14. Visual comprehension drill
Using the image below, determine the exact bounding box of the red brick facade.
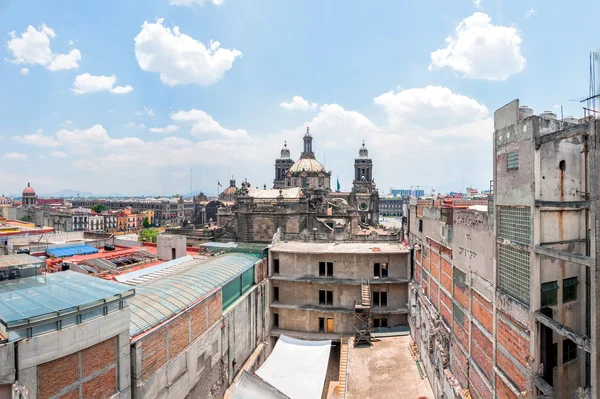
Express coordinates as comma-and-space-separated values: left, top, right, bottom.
472, 291, 493, 333
496, 376, 518, 399
37, 337, 117, 399
169, 313, 191, 358
471, 323, 493, 381
140, 290, 223, 382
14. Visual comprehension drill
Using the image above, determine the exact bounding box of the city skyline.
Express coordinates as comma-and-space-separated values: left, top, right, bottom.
1, 0, 598, 196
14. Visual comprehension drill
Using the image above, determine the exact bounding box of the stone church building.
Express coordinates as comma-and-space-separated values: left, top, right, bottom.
216, 128, 388, 243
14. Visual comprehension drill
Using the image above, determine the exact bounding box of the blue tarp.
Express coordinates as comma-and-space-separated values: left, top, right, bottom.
46, 245, 99, 258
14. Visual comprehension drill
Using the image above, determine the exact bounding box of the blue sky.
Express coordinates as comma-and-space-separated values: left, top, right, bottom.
0, 0, 598, 196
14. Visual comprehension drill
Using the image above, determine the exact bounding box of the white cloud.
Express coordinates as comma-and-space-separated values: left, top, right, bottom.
51, 151, 67, 158
3, 152, 28, 160
6, 24, 81, 71
170, 0, 223, 5
374, 85, 489, 129
58, 120, 74, 127
280, 96, 318, 111
12, 133, 60, 147
429, 12, 526, 80
134, 18, 242, 86
525, 9, 536, 18
134, 107, 155, 117
125, 122, 146, 128
149, 125, 179, 133
35, 128, 43, 134
56, 125, 110, 145
67, 40, 74, 45
20, 68, 29, 75
473, 0, 482, 7
71, 73, 133, 95
171, 109, 250, 140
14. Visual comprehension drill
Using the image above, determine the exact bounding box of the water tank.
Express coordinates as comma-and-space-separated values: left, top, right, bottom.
540, 111, 557, 120
564, 116, 580, 125
519, 106, 533, 120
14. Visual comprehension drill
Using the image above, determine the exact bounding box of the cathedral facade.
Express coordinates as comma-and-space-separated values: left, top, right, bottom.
216, 128, 385, 243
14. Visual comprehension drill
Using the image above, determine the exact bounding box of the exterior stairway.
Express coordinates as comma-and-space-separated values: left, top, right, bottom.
336, 338, 349, 395
354, 279, 372, 346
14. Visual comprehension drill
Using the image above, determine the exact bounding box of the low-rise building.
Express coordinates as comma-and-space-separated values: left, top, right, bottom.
103, 211, 117, 232
268, 241, 410, 341
379, 196, 404, 217
71, 207, 90, 232
88, 213, 104, 232
0, 271, 134, 398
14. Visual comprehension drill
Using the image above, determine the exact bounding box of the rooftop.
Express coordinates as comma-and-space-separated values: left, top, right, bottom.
0, 254, 45, 268
270, 242, 409, 254
129, 252, 258, 338
346, 335, 433, 399
0, 271, 134, 328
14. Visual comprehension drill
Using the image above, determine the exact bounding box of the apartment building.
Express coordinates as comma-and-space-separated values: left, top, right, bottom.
268, 241, 410, 341
406, 100, 600, 398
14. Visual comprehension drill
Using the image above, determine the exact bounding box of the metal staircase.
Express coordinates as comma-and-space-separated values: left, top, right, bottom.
354, 279, 372, 346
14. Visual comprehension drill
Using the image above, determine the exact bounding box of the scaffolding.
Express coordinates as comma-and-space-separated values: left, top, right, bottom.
354, 279, 372, 346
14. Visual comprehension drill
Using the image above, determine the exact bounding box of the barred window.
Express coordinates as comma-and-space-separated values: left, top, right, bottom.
454, 268, 466, 289
563, 277, 579, 303
498, 245, 530, 305
541, 281, 558, 307
507, 151, 519, 170
498, 206, 531, 244
453, 303, 465, 326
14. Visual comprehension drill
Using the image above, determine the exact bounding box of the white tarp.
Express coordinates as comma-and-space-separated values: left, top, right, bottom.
256, 335, 331, 399
228, 370, 290, 399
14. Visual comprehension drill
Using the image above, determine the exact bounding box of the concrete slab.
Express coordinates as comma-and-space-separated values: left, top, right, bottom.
347, 335, 433, 399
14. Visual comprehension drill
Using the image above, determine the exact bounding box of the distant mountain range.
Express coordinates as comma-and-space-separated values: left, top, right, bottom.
5, 189, 218, 199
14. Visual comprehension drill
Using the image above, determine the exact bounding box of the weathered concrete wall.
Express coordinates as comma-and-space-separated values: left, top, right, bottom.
271, 251, 410, 281
453, 209, 495, 284
156, 234, 186, 261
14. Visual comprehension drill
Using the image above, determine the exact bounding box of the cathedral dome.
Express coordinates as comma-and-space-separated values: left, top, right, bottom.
23, 183, 35, 195
288, 158, 325, 174
222, 186, 237, 195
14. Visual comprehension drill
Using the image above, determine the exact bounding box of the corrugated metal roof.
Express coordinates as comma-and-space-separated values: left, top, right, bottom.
47, 245, 99, 258
129, 253, 257, 337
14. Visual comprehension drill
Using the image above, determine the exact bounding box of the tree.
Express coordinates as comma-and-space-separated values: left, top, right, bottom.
91, 204, 108, 213
142, 217, 150, 228
141, 228, 160, 243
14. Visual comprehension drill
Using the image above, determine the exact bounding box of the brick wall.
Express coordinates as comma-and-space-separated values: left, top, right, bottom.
496, 375, 518, 399
497, 318, 529, 368
454, 284, 469, 310
141, 328, 168, 380
440, 290, 452, 325
471, 323, 493, 381
472, 291, 493, 333
469, 366, 492, 399
37, 337, 117, 399
430, 280, 440, 310
450, 343, 469, 388
496, 350, 527, 391
140, 290, 223, 383
169, 313, 191, 358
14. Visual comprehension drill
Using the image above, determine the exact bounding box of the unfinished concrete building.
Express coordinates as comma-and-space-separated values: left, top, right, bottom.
268, 239, 410, 343
406, 100, 600, 398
